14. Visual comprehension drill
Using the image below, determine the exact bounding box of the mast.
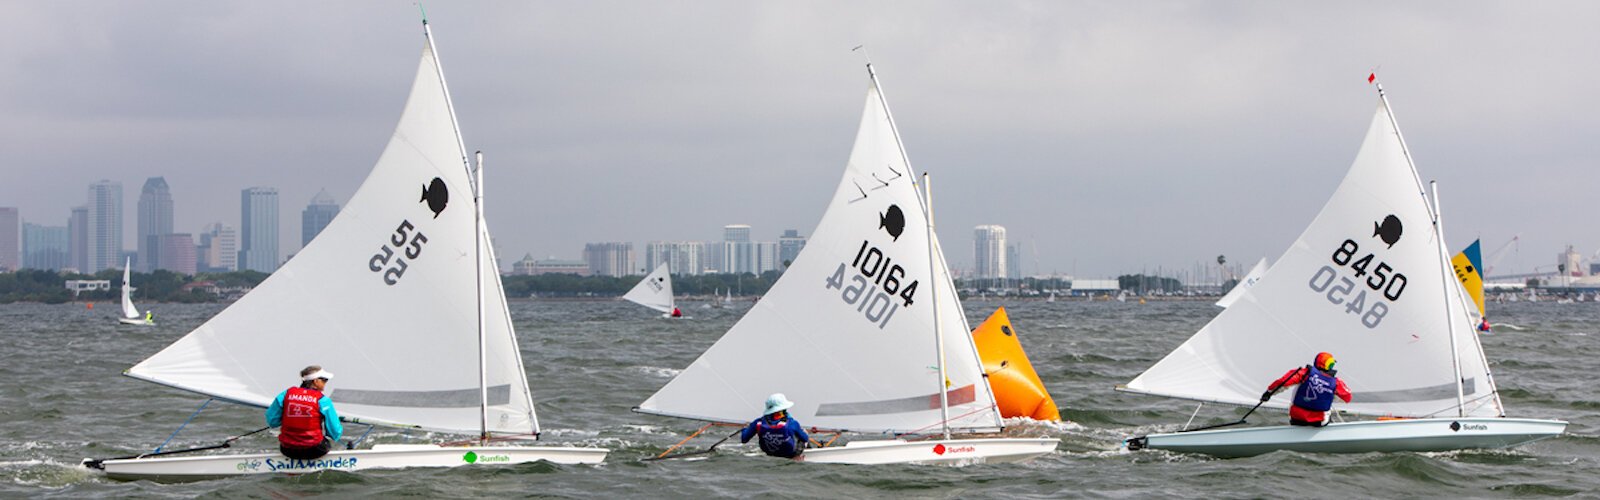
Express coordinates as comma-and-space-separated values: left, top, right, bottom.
420, 16, 488, 441
863, 61, 950, 439
1375, 79, 1467, 417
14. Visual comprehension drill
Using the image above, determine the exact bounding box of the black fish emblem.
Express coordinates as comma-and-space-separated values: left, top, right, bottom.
1372, 214, 1402, 248
420, 177, 449, 218
879, 204, 905, 241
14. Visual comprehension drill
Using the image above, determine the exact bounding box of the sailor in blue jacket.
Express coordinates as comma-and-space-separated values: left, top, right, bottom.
741, 393, 811, 458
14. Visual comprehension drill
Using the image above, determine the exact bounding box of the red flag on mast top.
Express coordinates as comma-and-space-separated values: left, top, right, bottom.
1368, 73, 1376, 84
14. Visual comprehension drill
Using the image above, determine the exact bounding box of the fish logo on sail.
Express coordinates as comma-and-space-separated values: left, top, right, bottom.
420, 177, 449, 218
1372, 215, 1402, 248
879, 205, 905, 241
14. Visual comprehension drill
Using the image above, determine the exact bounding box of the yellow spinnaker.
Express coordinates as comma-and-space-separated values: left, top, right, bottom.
970, 307, 1059, 421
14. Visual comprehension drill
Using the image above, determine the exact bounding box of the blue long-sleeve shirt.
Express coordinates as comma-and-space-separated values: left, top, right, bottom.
741, 415, 810, 458
265, 389, 344, 441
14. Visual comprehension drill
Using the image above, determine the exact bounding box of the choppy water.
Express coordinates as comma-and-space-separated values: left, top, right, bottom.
2, 299, 1595, 498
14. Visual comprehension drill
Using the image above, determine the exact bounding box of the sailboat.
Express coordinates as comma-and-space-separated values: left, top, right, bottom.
1118, 78, 1565, 457
624, 263, 682, 318
634, 62, 1057, 465
1451, 240, 1490, 331
1214, 257, 1270, 308
85, 20, 608, 480
117, 257, 153, 326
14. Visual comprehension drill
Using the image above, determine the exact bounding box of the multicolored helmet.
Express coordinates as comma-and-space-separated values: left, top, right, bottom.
1314, 352, 1336, 372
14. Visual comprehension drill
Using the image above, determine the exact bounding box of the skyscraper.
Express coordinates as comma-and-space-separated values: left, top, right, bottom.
973, 225, 1007, 282
1006, 243, 1023, 281
721, 224, 754, 274
69, 205, 88, 272
22, 223, 69, 270
0, 207, 17, 271
777, 229, 807, 269
137, 177, 174, 272
87, 180, 123, 273
583, 242, 635, 278
197, 222, 238, 272
156, 233, 197, 275
644, 241, 706, 276
301, 188, 340, 248
239, 187, 280, 273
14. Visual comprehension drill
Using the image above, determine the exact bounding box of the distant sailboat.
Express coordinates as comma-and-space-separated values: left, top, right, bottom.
624, 263, 682, 318
86, 19, 607, 479
1451, 240, 1490, 331
117, 257, 153, 326
1120, 78, 1564, 457
635, 62, 1056, 465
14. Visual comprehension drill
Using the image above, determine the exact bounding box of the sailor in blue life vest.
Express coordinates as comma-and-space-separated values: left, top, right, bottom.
1262, 352, 1352, 427
266, 365, 344, 459
740, 393, 812, 458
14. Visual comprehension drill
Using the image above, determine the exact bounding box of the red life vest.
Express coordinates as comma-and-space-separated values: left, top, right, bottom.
280, 387, 326, 448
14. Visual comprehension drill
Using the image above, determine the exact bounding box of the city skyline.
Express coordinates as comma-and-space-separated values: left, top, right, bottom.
0, 3, 1595, 278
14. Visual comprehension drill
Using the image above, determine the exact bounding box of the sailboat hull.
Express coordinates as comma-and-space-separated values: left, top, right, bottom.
117, 317, 153, 326
797, 437, 1056, 465
94, 444, 608, 481
1130, 417, 1566, 458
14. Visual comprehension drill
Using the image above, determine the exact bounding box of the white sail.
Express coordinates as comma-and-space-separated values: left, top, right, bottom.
1124, 100, 1502, 419
623, 263, 675, 314
126, 39, 537, 436
120, 257, 140, 320
1215, 258, 1270, 308
638, 77, 1002, 434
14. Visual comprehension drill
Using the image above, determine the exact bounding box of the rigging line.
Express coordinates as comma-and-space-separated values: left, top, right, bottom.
154, 398, 213, 453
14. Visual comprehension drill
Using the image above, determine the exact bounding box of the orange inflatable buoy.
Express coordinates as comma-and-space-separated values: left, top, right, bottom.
970, 307, 1059, 421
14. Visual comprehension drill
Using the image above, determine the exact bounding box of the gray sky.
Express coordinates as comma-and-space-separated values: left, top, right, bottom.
1, 1, 1595, 279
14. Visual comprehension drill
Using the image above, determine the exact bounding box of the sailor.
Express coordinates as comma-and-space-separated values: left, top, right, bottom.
1261, 352, 1351, 427
144, 310, 153, 324
740, 393, 811, 458
266, 365, 344, 459
671, 307, 683, 318
1478, 316, 1492, 333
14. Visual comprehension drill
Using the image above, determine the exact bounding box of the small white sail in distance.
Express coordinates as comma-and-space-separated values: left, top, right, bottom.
126, 38, 538, 436
637, 75, 1002, 434
1123, 98, 1501, 419
1215, 257, 1270, 308
624, 263, 676, 314
120, 257, 141, 320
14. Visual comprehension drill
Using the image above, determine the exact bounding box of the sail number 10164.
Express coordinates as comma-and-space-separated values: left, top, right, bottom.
825, 240, 920, 329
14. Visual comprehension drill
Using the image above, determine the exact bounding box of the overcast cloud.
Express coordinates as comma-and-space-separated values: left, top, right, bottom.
1, 1, 1595, 278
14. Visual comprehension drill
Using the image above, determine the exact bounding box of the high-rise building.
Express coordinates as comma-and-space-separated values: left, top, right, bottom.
136, 177, 174, 272
87, 180, 124, 273
583, 242, 635, 278
155, 233, 197, 275
973, 225, 1007, 282
0, 207, 17, 271
197, 222, 238, 272
301, 188, 340, 248
720, 224, 754, 274
239, 187, 280, 273
753, 241, 780, 274
777, 229, 807, 269
644, 241, 706, 276
22, 223, 69, 270
69, 205, 88, 273
1006, 243, 1023, 281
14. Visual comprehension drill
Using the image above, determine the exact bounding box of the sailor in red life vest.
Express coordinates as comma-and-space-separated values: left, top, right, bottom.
1478, 316, 1492, 333
1261, 352, 1352, 427
671, 307, 683, 318
265, 365, 344, 459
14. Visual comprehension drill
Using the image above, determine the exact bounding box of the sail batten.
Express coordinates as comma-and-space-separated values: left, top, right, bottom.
127, 39, 537, 436
638, 76, 1000, 434
1125, 99, 1501, 419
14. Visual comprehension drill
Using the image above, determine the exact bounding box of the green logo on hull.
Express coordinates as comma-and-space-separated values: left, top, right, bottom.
463, 451, 478, 463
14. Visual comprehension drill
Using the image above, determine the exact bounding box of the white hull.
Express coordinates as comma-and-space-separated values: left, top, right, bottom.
118, 317, 153, 326
797, 437, 1056, 465
1129, 417, 1566, 458
96, 444, 608, 481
